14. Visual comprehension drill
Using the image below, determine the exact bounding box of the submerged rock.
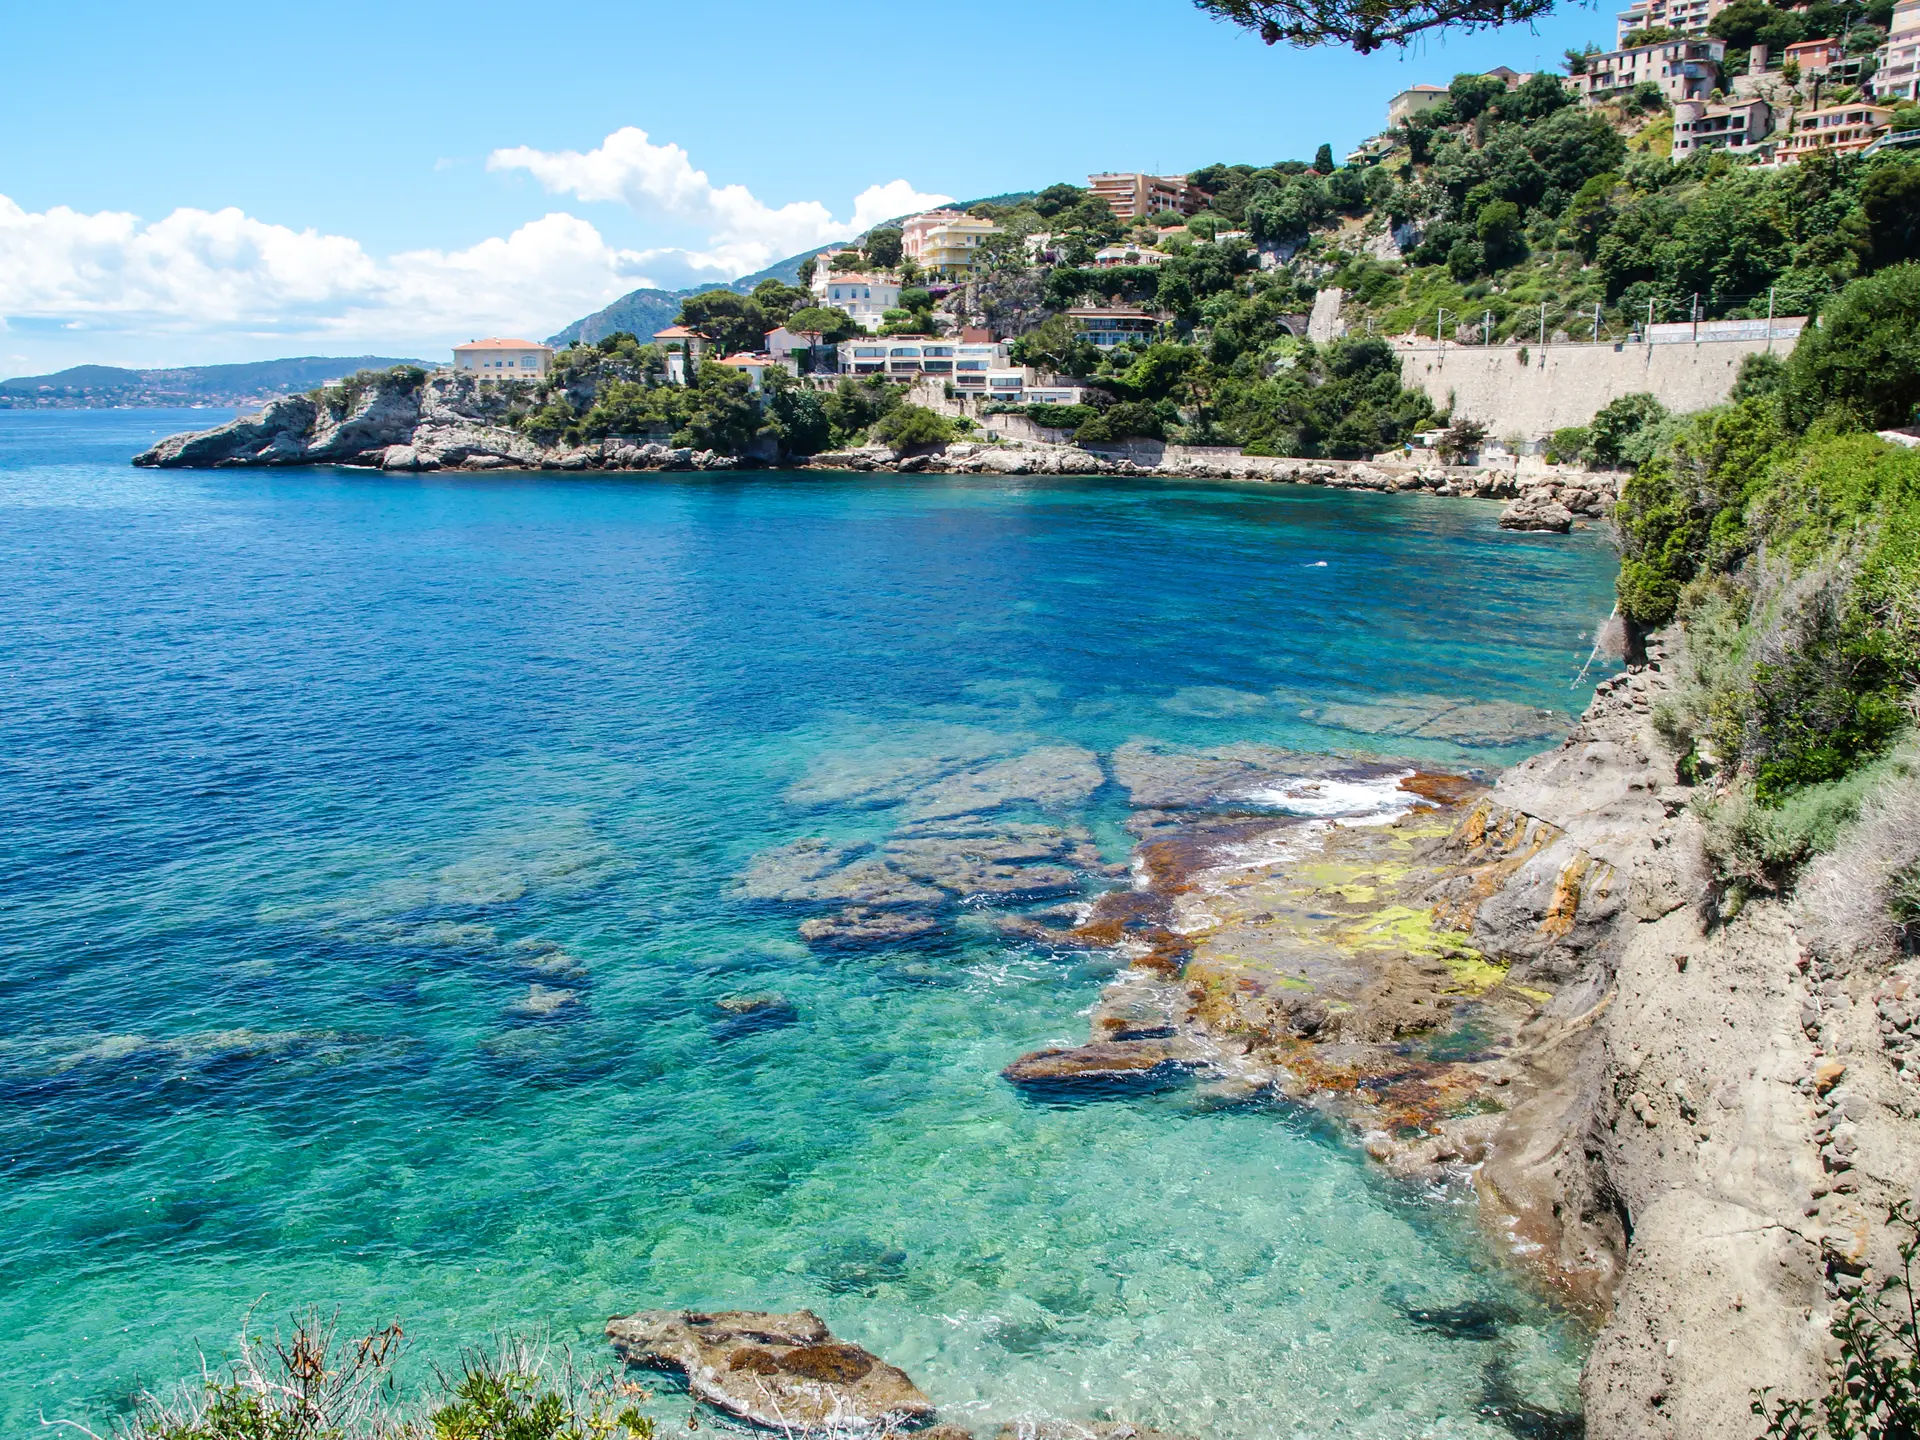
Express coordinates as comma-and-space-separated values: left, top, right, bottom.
605, 1308, 934, 1431
995, 1424, 1194, 1440
798, 907, 940, 946
904, 746, 1103, 820
1108, 740, 1354, 810
1297, 695, 1572, 747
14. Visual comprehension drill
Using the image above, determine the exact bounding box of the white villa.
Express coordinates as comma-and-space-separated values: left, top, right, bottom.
453, 337, 553, 379
813, 272, 901, 332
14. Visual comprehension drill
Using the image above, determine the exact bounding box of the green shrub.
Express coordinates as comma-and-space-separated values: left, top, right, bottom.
871, 403, 955, 450
1545, 425, 1591, 465
1024, 402, 1097, 431
1785, 264, 1920, 432
1753, 1201, 1920, 1438
82, 1313, 656, 1440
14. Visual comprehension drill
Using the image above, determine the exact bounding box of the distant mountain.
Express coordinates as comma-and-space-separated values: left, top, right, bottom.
0, 356, 430, 409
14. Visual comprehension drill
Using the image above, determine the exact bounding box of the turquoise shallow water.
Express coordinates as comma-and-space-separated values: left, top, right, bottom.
0, 410, 1619, 1438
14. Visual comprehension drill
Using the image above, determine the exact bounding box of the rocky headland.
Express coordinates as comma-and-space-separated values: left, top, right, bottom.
130, 370, 1613, 533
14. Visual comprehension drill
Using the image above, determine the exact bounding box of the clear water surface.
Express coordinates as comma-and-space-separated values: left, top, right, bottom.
0, 410, 1620, 1438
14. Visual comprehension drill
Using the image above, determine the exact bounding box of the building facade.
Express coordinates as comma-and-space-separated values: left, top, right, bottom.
1086, 173, 1204, 221
1068, 307, 1159, 348
1784, 37, 1846, 75
1671, 96, 1774, 155
900, 211, 1001, 276
1387, 84, 1450, 127
453, 338, 553, 380
1613, 0, 1727, 45
1873, 0, 1920, 102
815, 273, 901, 331
834, 338, 1009, 383
1577, 38, 1724, 104
1775, 103, 1895, 159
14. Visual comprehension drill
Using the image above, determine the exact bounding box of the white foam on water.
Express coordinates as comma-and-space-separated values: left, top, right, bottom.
1241, 769, 1417, 822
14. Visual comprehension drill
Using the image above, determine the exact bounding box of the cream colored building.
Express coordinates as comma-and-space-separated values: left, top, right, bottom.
453, 338, 553, 380
1614, 0, 1727, 44
900, 211, 1001, 276
1776, 103, 1895, 159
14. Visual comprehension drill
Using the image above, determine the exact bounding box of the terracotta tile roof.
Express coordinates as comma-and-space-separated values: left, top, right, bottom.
454, 337, 551, 351
653, 325, 708, 339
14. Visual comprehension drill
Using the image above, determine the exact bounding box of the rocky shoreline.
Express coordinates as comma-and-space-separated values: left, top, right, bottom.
705, 644, 1920, 1438
130, 371, 1615, 534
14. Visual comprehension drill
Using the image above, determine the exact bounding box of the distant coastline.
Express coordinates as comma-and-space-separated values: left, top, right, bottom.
0, 355, 430, 410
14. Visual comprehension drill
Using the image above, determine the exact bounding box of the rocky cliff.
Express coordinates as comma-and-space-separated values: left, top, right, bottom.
1453, 637, 1920, 1438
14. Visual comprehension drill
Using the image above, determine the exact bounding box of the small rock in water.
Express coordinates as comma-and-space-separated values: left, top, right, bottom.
605, 1308, 934, 1432
709, 993, 798, 1039
1002, 1039, 1207, 1097
904, 746, 1103, 820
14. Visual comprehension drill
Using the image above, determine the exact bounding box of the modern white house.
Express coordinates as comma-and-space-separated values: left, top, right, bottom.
453, 338, 553, 380
815, 273, 901, 331
835, 338, 1009, 382
1069, 307, 1159, 348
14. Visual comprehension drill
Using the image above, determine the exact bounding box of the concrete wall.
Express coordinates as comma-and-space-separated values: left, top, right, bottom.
1399, 334, 1796, 436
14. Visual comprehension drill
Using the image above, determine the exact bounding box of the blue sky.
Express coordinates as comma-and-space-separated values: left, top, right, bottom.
0, 0, 1612, 374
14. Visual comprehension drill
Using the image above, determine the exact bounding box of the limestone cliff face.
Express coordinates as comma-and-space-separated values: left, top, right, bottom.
131, 371, 735, 474
1450, 634, 1920, 1439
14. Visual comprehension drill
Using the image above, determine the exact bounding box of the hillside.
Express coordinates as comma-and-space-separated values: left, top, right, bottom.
0, 356, 430, 409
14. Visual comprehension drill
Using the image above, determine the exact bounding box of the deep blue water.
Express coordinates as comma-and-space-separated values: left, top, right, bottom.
0, 409, 1620, 1438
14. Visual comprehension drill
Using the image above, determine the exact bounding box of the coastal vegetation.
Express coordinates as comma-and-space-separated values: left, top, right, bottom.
1607, 263, 1920, 902
76, 1312, 655, 1440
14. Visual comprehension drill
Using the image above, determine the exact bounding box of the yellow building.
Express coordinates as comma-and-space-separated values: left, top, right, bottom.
453, 337, 553, 380
900, 210, 1001, 276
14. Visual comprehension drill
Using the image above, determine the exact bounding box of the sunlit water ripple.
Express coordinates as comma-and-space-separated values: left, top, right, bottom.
0, 409, 1620, 1438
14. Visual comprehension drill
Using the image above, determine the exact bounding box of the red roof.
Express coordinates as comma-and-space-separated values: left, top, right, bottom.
454, 337, 550, 351
653, 325, 708, 340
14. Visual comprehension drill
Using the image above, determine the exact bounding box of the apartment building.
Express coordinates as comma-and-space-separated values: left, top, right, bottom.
1873, 0, 1920, 102
900, 211, 1001, 276
1087, 173, 1204, 221
1775, 103, 1896, 159
1614, 0, 1727, 44
453, 338, 553, 380
1577, 37, 1724, 104
1671, 96, 1775, 155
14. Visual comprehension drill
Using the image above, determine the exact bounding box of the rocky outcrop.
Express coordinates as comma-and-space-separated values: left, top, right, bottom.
1498, 487, 1576, 533
130, 379, 1622, 522
605, 1309, 934, 1432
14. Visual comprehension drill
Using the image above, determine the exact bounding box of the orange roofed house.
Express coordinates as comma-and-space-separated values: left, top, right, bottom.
453, 338, 553, 380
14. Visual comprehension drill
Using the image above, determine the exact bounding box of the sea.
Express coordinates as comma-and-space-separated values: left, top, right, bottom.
0, 409, 1621, 1438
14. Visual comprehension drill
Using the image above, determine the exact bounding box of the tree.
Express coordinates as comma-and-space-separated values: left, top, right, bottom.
751, 278, 811, 320
872, 403, 956, 451
673, 361, 766, 454
797, 256, 818, 288
864, 227, 905, 268
1619, 24, 1680, 44
1588, 392, 1670, 467
1855, 162, 1920, 271
1564, 44, 1598, 73
677, 290, 773, 357
1785, 263, 1920, 431
1192, 0, 1556, 52
765, 377, 832, 456
1312, 143, 1335, 173
1448, 71, 1510, 120
1477, 199, 1527, 268
783, 306, 864, 343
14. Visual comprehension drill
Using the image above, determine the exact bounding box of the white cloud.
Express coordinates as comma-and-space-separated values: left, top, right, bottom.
0, 127, 953, 371
488, 127, 950, 279
0, 195, 652, 362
